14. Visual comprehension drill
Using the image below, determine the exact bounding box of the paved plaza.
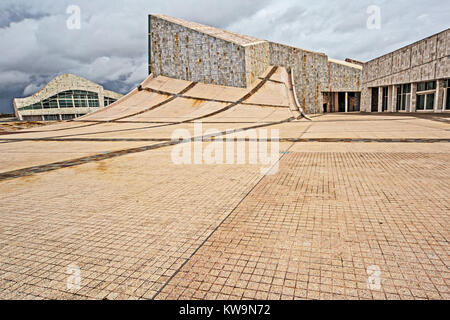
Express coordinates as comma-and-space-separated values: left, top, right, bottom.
0, 70, 449, 300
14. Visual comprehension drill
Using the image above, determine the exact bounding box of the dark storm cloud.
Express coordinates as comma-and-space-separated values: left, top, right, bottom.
0, 7, 50, 28
0, 0, 449, 114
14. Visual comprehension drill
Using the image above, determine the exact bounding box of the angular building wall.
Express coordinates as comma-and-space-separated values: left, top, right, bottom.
267, 42, 329, 114
149, 14, 362, 114
361, 29, 449, 113
149, 15, 270, 88
328, 59, 362, 92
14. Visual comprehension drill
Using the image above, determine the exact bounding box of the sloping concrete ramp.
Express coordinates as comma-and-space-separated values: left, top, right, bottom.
79, 66, 303, 124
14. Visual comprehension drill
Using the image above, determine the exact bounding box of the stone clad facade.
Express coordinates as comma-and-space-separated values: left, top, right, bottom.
149, 15, 267, 88
149, 14, 362, 114
267, 42, 328, 114
361, 29, 450, 113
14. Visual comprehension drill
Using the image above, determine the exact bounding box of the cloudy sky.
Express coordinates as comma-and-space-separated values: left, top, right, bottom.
0, 0, 449, 114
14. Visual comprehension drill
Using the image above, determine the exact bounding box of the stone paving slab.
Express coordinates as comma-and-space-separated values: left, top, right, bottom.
156, 148, 450, 300
0, 145, 286, 299
0, 113, 448, 300
0, 141, 155, 173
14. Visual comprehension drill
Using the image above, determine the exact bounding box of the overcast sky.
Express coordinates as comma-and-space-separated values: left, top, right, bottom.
0, 0, 449, 114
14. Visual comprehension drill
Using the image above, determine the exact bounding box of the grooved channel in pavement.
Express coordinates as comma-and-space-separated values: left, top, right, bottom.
179, 66, 280, 123
0, 117, 294, 182
1, 138, 449, 143
140, 86, 289, 108
113, 82, 199, 121
0, 66, 284, 143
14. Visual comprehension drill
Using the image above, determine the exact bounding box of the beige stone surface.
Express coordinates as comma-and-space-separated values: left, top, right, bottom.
143, 75, 193, 94
0, 73, 449, 300
0, 141, 156, 173
245, 81, 290, 107
157, 147, 449, 300
126, 99, 229, 122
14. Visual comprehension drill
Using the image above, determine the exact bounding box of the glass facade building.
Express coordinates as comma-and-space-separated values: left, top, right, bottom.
14, 74, 122, 121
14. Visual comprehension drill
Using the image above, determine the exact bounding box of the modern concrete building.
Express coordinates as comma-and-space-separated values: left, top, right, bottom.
148, 14, 362, 114
14, 74, 123, 121
361, 29, 450, 113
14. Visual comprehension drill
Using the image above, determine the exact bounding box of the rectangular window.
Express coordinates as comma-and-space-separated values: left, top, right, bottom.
417, 95, 425, 110
61, 114, 76, 120
58, 99, 74, 108
88, 99, 99, 107
405, 83, 411, 93
42, 100, 50, 109
416, 93, 434, 110
443, 78, 449, 110
396, 86, 402, 111
396, 84, 411, 111
446, 88, 450, 110
425, 93, 435, 110
417, 81, 436, 92
382, 87, 388, 111
42, 98, 58, 109
104, 97, 117, 106
49, 100, 58, 108
32, 102, 42, 110
73, 92, 85, 99
43, 115, 59, 121
426, 81, 436, 91
73, 99, 88, 107
87, 92, 98, 99
416, 81, 437, 111
58, 91, 72, 99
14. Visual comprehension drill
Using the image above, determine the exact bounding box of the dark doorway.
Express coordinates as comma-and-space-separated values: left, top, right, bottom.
371, 88, 378, 112
347, 92, 360, 112
338, 92, 346, 112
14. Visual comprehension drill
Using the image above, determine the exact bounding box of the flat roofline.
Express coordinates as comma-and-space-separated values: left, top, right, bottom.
365, 28, 450, 64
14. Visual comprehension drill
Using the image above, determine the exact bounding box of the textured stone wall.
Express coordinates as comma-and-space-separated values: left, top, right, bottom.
361, 29, 450, 112
328, 61, 362, 92
361, 87, 371, 113
267, 42, 329, 114
244, 41, 270, 86
149, 15, 362, 114
268, 42, 362, 113
150, 15, 248, 87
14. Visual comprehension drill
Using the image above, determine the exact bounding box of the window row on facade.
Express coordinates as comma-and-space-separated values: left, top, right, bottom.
372, 79, 449, 112
18, 90, 117, 111
22, 114, 87, 121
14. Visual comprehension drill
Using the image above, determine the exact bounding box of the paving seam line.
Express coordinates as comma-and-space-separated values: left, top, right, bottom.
151, 122, 313, 300
0, 117, 295, 182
